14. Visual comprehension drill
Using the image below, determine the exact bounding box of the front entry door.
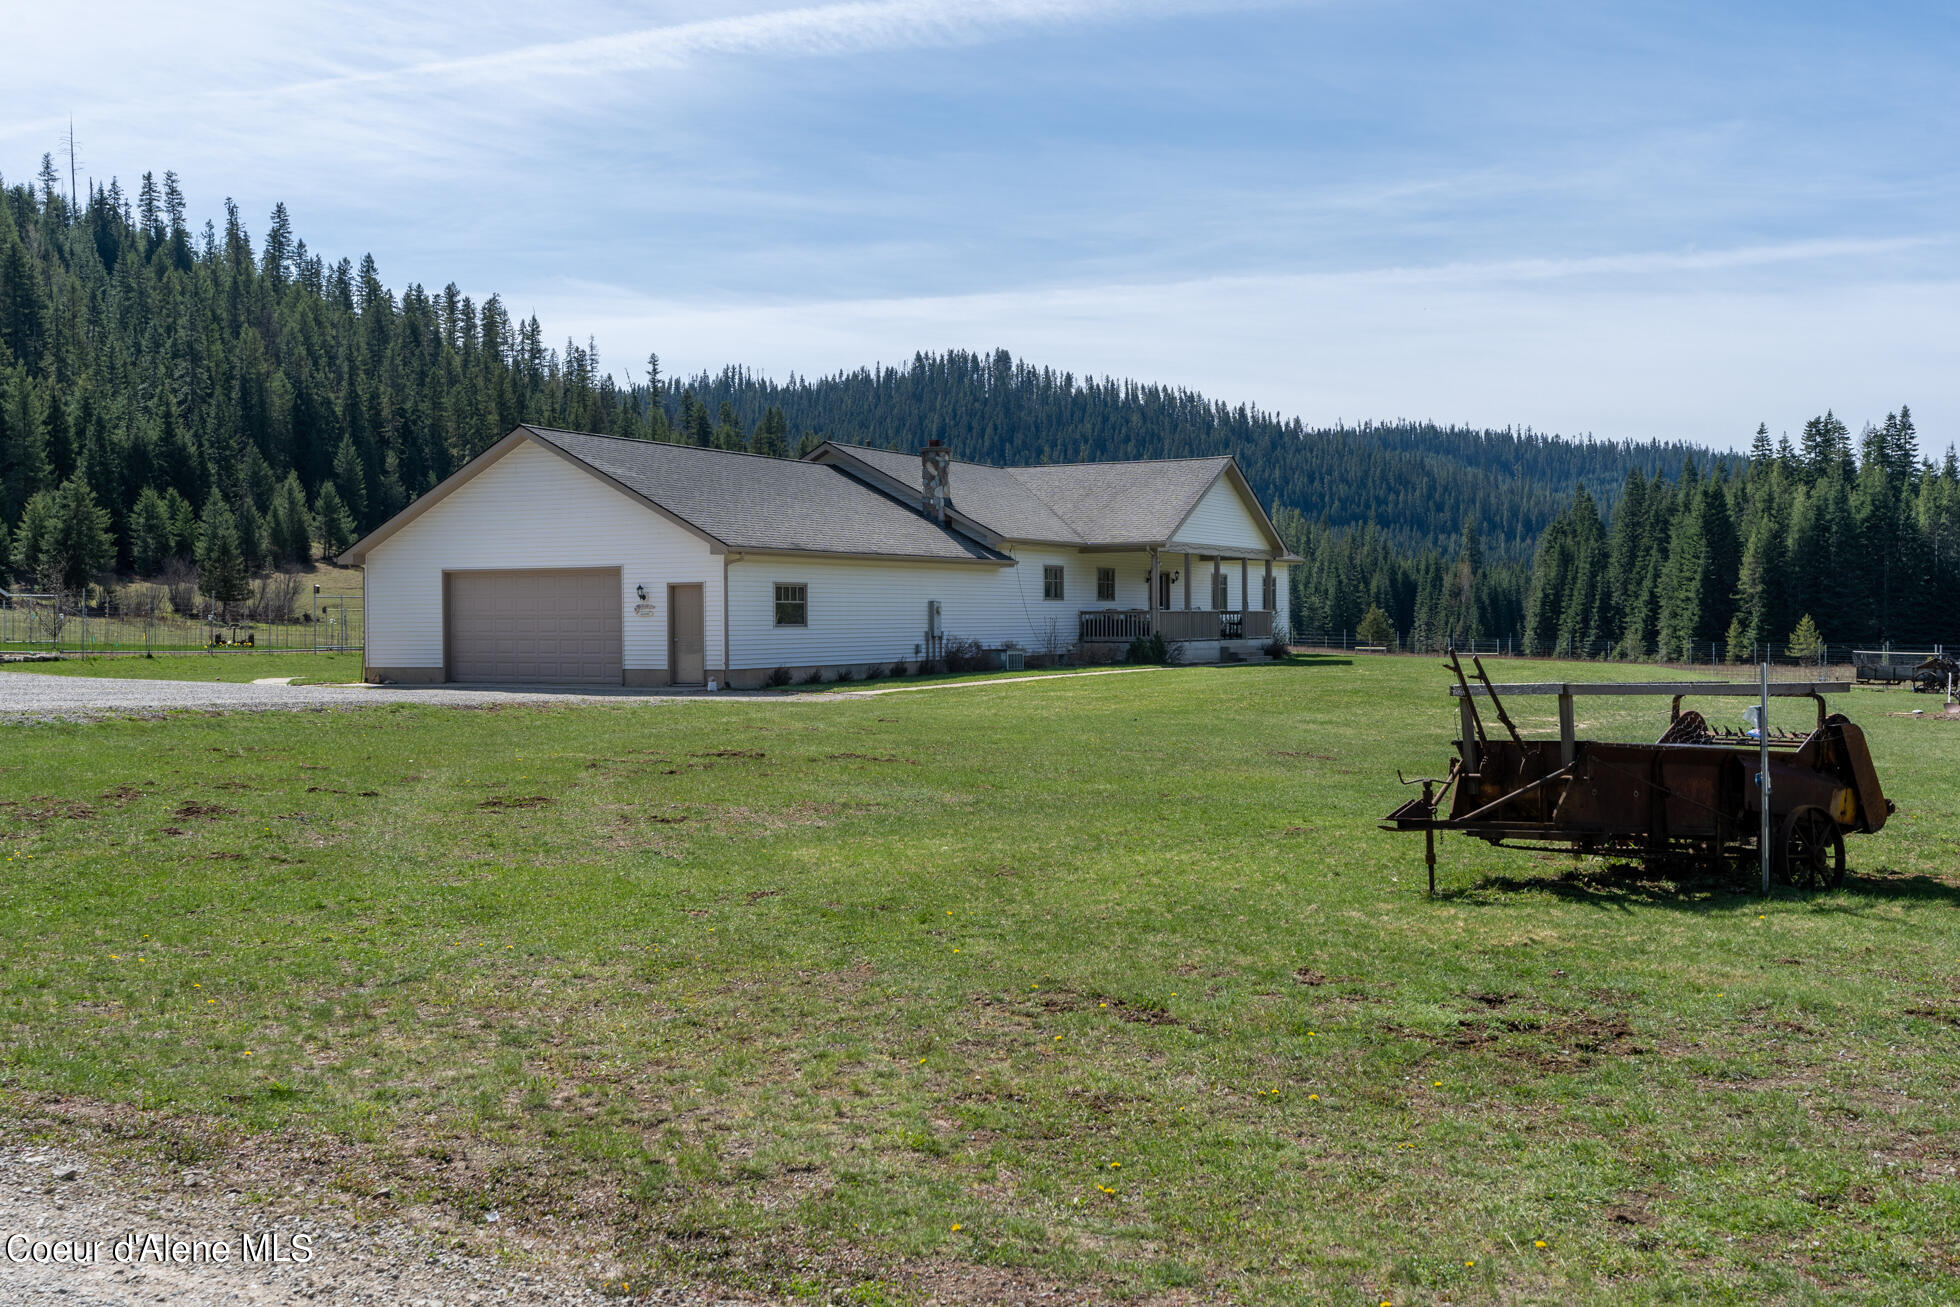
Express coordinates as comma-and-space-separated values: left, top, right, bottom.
1159, 572, 1174, 610
668, 584, 705, 685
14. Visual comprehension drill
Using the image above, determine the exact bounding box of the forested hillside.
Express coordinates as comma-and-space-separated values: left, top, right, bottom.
1, 164, 1948, 651
676, 359, 1718, 558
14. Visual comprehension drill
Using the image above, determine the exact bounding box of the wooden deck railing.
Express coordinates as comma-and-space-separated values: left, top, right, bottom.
1079, 609, 1275, 643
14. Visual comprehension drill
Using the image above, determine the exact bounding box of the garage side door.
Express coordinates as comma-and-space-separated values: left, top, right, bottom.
444, 569, 623, 684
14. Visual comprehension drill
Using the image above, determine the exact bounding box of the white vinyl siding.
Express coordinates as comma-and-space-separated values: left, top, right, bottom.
726, 547, 1160, 668
1167, 476, 1274, 554
364, 439, 723, 674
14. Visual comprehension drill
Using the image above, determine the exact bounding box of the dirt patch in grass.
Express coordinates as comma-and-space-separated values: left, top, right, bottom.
477, 795, 554, 811
1394, 1005, 1648, 1071
2, 796, 98, 821
172, 801, 236, 820
97, 783, 149, 805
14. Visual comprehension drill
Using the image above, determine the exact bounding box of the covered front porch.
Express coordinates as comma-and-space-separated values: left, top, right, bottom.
1076, 547, 1283, 651
1079, 607, 1275, 643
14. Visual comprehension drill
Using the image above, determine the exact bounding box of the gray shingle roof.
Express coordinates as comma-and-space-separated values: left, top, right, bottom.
521, 427, 1007, 562
822, 444, 1237, 546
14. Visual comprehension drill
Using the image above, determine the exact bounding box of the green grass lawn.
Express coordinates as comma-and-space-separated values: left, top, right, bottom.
0, 651, 363, 683
0, 657, 1954, 1304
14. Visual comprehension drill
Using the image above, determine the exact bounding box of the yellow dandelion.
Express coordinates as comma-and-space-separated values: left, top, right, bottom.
243, 1051, 253, 1056
951, 1223, 962, 1232
1309, 1093, 1319, 1101
1433, 1081, 1443, 1087
1109, 1162, 1121, 1169
919, 1057, 928, 1064
1534, 1240, 1547, 1248
1464, 1259, 1475, 1267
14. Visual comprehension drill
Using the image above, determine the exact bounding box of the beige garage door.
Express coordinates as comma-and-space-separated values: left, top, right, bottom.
444, 569, 623, 684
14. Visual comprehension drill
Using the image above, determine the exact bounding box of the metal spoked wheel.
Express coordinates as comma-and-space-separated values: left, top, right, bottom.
1776, 806, 1846, 891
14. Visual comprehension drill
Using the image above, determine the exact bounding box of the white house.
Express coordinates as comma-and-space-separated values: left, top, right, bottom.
339, 425, 1298, 688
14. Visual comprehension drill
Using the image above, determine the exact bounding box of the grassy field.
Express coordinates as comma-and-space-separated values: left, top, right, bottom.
0, 651, 363, 683
0, 657, 1954, 1304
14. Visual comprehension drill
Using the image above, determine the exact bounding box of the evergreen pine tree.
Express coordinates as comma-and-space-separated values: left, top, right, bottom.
196, 494, 250, 614
164, 490, 198, 560
269, 472, 314, 564
331, 434, 368, 527
315, 481, 355, 557
750, 406, 790, 458
39, 477, 116, 593
1749, 423, 1773, 465
9, 492, 54, 585
1356, 605, 1396, 648
130, 486, 173, 575
235, 497, 270, 573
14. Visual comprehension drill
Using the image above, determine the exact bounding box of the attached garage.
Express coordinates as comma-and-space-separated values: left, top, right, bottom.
443, 569, 623, 684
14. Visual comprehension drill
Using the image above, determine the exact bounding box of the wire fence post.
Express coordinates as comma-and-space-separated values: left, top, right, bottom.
1759, 660, 1773, 896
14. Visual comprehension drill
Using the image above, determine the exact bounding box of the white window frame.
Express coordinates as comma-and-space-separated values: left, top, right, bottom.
1096, 567, 1116, 602
1042, 565, 1065, 601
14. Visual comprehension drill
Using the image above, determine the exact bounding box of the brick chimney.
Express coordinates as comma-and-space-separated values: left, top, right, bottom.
921, 439, 951, 524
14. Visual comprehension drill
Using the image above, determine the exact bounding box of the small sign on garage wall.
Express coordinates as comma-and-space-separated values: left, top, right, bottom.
633, 602, 656, 616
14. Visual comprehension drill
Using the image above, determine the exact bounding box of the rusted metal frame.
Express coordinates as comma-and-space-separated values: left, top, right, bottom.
1472, 655, 1527, 747
1452, 761, 1576, 825
1445, 651, 1490, 751
1582, 753, 1737, 826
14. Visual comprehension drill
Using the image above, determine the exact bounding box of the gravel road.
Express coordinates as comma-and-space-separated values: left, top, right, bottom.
0, 1145, 765, 1306
0, 673, 731, 723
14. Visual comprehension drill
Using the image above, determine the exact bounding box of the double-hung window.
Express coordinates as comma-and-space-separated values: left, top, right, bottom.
1096, 567, 1116, 602
774, 583, 807, 626
1042, 565, 1065, 600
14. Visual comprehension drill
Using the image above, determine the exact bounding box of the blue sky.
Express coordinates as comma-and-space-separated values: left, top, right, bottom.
6, 1, 1957, 448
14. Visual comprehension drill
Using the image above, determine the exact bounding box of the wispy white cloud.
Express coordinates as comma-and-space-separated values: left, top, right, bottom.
286, 0, 1216, 91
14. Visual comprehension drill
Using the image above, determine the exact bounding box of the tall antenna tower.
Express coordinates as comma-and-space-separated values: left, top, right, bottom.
60, 119, 80, 210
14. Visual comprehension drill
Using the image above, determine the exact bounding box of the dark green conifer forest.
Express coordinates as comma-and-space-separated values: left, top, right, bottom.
0, 164, 1952, 651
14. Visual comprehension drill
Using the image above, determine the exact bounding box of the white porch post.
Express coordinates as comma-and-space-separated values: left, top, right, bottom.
1183, 553, 1191, 610
1211, 555, 1221, 610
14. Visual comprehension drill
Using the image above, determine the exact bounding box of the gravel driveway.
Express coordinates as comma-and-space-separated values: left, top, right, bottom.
0, 1145, 755, 1305
0, 673, 737, 723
